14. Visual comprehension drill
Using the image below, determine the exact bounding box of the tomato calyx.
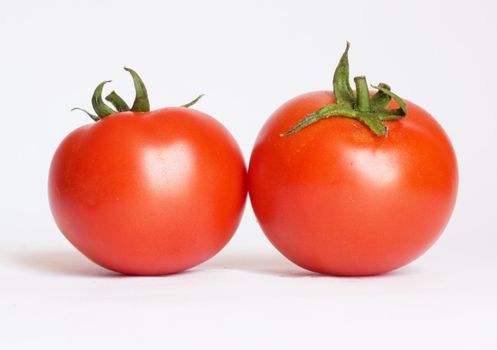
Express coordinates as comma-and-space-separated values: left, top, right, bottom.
281, 42, 407, 137
72, 67, 203, 121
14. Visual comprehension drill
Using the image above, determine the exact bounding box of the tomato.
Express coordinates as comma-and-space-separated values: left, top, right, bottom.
49, 68, 246, 275
248, 45, 458, 276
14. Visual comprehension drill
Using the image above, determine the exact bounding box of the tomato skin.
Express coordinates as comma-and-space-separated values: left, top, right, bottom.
49, 107, 246, 275
248, 91, 458, 276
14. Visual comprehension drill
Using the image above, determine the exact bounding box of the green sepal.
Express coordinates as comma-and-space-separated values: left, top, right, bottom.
370, 83, 392, 111
91, 81, 116, 118
105, 91, 130, 112
181, 94, 204, 108
355, 111, 388, 136
71, 107, 100, 121
124, 67, 150, 112
333, 42, 355, 107
281, 104, 387, 137
74, 68, 153, 122
282, 43, 407, 137
371, 84, 407, 118
281, 104, 351, 136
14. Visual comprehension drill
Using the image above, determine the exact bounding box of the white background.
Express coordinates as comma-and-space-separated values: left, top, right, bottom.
1, 0, 496, 349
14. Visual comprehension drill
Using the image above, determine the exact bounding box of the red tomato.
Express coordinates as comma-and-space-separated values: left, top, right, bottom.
49, 70, 246, 275
249, 92, 457, 276
248, 46, 458, 276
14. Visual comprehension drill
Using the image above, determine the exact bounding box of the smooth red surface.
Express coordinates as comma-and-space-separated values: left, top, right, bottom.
248, 91, 458, 276
49, 107, 247, 275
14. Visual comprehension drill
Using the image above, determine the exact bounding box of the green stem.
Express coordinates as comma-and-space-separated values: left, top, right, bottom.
282, 43, 407, 137
74, 68, 155, 121
354, 76, 370, 112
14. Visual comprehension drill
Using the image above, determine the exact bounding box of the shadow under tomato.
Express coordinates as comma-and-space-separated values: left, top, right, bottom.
14, 250, 121, 278
13, 248, 418, 279
13, 250, 198, 279
202, 251, 315, 277
203, 251, 419, 279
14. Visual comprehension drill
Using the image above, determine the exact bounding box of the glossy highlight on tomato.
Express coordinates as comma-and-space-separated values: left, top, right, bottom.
49, 69, 246, 275
248, 45, 458, 276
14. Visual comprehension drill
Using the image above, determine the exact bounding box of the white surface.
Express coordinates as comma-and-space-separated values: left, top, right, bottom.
1, 247, 496, 349
1, 0, 496, 349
